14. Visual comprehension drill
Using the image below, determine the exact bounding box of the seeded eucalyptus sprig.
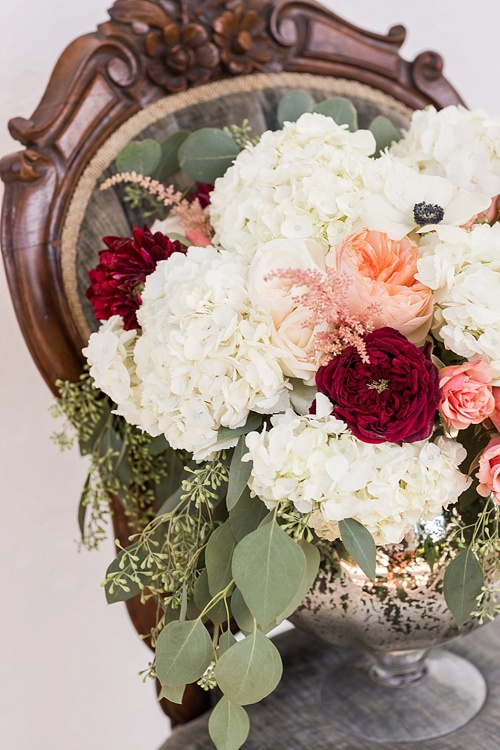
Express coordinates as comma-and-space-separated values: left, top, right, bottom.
51, 370, 187, 550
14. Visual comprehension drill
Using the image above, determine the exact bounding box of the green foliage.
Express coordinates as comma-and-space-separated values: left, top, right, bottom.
275, 538, 320, 621
206, 521, 237, 597
217, 412, 263, 443
229, 488, 269, 542
215, 627, 283, 705
154, 130, 190, 181
312, 97, 358, 131
232, 520, 307, 626
51, 371, 185, 551
223, 120, 259, 150
209, 698, 250, 750
156, 619, 214, 686
116, 139, 162, 176
444, 548, 484, 627
277, 89, 315, 126
218, 630, 237, 655
339, 517, 377, 579
159, 683, 186, 704
179, 128, 239, 183
181, 456, 230, 509
369, 115, 401, 156
226, 436, 253, 511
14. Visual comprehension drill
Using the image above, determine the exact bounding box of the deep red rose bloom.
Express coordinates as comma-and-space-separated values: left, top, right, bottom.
315, 326, 440, 444
187, 182, 214, 209
86, 225, 184, 330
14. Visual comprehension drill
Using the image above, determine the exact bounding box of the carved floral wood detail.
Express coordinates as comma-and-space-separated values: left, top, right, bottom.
0, 0, 465, 726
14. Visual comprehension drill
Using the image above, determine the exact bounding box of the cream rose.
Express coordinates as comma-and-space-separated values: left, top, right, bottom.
331, 229, 433, 344
248, 238, 327, 384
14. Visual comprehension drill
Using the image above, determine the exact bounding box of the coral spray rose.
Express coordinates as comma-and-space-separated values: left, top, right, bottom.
333, 229, 433, 344
477, 436, 500, 503
438, 359, 495, 431
315, 327, 440, 443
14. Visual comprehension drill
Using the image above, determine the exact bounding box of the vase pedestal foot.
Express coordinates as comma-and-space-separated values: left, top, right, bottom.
320, 648, 487, 743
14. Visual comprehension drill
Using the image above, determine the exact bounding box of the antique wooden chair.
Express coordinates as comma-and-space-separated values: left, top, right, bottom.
0, 0, 465, 742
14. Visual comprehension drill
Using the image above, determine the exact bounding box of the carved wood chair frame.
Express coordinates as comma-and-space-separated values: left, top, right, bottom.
1, 0, 464, 727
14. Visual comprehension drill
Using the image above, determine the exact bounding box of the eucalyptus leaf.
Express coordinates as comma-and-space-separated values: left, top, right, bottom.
444, 549, 484, 627
218, 630, 237, 655
217, 413, 263, 442
226, 436, 253, 512
229, 487, 269, 542
215, 628, 283, 705
276, 538, 320, 622
77, 475, 90, 540
179, 128, 239, 183
193, 569, 230, 626
156, 619, 214, 686
209, 697, 250, 750
339, 518, 376, 579
160, 683, 186, 704
154, 450, 185, 508
165, 232, 190, 245
116, 139, 162, 176
277, 89, 315, 126
369, 115, 401, 156
232, 521, 307, 626
206, 521, 237, 596
231, 588, 254, 634
313, 97, 358, 131
154, 129, 190, 181
155, 486, 186, 518
148, 434, 170, 456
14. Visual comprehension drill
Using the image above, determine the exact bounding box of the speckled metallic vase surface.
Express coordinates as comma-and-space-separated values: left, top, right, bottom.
289, 514, 495, 743
290, 515, 487, 653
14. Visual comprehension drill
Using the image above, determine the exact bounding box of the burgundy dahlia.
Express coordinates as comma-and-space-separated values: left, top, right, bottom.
315, 327, 440, 444
86, 225, 184, 330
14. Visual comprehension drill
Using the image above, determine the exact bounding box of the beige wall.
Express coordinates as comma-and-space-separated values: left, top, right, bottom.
1, 2, 499, 748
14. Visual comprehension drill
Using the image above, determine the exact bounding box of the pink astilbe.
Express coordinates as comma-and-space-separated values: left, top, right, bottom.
100, 172, 183, 206
266, 267, 381, 364
100, 172, 213, 242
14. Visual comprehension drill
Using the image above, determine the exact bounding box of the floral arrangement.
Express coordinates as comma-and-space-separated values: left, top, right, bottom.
54, 93, 500, 750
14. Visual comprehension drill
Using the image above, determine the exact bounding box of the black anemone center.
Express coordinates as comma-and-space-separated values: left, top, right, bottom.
413, 201, 445, 225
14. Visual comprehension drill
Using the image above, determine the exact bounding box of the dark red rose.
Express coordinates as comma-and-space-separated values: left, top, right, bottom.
187, 182, 214, 209
315, 327, 440, 444
86, 225, 184, 330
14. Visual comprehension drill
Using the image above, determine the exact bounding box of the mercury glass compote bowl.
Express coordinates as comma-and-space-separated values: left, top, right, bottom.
289, 512, 495, 743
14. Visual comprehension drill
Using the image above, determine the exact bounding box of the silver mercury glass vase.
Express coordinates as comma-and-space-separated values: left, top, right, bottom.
289, 512, 496, 743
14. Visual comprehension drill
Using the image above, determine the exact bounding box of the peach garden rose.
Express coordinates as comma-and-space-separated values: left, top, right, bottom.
331, 228, 433, 344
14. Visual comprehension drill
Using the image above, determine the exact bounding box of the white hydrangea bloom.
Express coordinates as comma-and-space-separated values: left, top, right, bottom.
83, 316, 160, 433
391, 105, 500, 197
134, 246, 290, 460
416, 223, 500, 382
245, 412, 470, 545
209, 112, 376, 258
